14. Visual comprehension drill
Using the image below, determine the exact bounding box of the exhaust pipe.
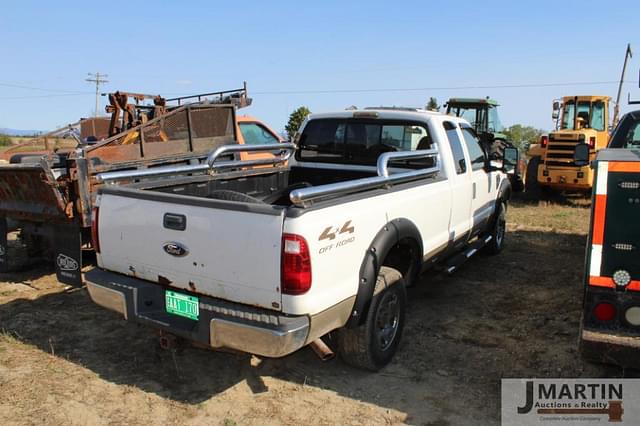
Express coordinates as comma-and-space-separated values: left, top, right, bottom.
309, 338, 335, 361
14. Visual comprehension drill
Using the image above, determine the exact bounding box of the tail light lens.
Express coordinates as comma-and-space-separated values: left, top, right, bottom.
589, 136, 596, 149
593, 302, 616, 322
91, 207, 100, 253
281, 233, 311, 295
540, 135, 548, 148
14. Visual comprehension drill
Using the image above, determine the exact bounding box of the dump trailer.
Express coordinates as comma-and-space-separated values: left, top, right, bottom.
0, 84, 266, 286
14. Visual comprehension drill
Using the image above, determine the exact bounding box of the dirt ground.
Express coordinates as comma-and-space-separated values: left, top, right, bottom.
0, 196, 630, 425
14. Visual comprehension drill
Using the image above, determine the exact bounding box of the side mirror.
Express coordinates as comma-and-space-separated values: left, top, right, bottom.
552, 101, 560, 111
552, 110, 559, 120
503, 147, 519, 174
574, 143, 590, 166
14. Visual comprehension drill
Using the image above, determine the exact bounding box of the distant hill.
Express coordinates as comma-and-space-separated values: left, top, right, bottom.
0, 128, 45, 137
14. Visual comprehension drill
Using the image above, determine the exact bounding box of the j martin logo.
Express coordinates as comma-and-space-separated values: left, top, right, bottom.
502, 379, 639, 425
56, 254, 79, 271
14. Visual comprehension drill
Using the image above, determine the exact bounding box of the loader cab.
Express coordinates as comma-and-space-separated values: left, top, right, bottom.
559, 97, 609, 132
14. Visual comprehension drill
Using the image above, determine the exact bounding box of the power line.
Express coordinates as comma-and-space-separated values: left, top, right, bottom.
1, 79, 638, 101
0, 81, 90, 94
253, 80, 640, 95
0, 93, 92, 100
85, 72, 109, 117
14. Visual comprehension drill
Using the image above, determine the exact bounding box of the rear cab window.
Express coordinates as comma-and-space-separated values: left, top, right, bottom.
298, 118, 436, 168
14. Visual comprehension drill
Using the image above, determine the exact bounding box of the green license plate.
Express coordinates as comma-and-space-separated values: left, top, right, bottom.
165, 290, 199, 320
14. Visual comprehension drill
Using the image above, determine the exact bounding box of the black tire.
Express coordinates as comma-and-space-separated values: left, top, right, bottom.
524, 156, 542, 197
337, 266, 407, 371
483, 202, 506, 255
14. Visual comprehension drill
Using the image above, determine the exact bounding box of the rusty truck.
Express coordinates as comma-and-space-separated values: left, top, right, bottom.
0, 83, 283, 286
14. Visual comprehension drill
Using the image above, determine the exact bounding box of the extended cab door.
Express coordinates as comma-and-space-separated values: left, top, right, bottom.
442, 121, 474, 243
460, 125, 496, 234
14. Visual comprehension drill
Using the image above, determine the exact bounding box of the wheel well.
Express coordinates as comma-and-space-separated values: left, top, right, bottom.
381, 237, 421, 285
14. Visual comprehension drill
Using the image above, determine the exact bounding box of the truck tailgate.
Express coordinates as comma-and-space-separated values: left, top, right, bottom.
0, 164, 68, 221
97, 188, 285, 310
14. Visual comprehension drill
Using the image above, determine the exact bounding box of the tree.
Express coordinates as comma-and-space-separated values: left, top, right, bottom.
0, 134, 12, 147
502, 124, 545, 150
285, 106, 311, 139
426, 97, 439, 112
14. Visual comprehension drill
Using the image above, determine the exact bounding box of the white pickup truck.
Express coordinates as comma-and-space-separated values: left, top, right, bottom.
85, 108, 519, 371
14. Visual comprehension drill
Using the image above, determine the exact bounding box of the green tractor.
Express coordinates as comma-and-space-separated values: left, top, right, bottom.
445, 97, 523, 190
444, 97, 509, 154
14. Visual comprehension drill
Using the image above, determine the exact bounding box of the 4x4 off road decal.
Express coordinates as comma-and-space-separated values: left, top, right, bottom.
319, 220, 355, 241
318, 220, 355, 254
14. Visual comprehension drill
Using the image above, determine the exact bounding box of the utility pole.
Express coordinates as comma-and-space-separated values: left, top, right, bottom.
613, 44, 632, 127
86, 72, 109, 117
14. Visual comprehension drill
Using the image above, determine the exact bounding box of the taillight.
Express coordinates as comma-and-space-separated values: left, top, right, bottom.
91, 207, 100, 253
593, 302, 616, 322
540, 135, 548, 148
281, 233, 311, 295
589, 136, 596, 149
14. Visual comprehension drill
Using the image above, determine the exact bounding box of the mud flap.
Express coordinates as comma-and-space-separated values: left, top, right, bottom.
0, 217, 7, 273
54, 223, 83, 287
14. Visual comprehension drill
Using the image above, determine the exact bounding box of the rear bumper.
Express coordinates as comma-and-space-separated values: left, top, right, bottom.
581, 329, 640, 368
85, 268, 310, 358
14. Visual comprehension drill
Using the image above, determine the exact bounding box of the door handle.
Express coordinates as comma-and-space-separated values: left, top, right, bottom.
473, 182, 476, 199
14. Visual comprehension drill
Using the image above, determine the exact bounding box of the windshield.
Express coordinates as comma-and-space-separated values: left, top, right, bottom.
561, 100, 606, 131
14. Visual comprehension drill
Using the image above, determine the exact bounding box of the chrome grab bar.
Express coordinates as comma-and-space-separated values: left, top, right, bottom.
96, 143, 295, 183
290, 149, 440, 207
206, 143, 294, 168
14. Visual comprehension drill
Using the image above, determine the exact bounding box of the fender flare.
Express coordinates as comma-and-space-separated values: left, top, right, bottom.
346, 218, 423, 328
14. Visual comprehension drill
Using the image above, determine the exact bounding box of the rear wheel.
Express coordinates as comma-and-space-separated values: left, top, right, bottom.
337, 266, 406, 371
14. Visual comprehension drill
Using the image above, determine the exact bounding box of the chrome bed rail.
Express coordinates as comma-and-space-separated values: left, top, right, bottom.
290, 149, 440, 207
95, 143, 295, 184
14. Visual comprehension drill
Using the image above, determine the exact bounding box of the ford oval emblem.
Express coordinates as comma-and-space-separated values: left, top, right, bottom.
163, 242, 189, 257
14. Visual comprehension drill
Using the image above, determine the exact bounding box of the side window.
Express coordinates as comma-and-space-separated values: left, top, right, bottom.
443, 121, 466, 174
239, 123, 280, 145
591, 101, 605, 131
461, 127, 486, 171
626, 122, 640, 148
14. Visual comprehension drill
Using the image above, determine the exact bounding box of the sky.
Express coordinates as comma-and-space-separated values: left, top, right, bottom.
1, 0, 639, 134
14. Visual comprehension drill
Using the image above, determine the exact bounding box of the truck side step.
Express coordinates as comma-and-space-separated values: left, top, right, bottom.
445, 235, 492, 274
